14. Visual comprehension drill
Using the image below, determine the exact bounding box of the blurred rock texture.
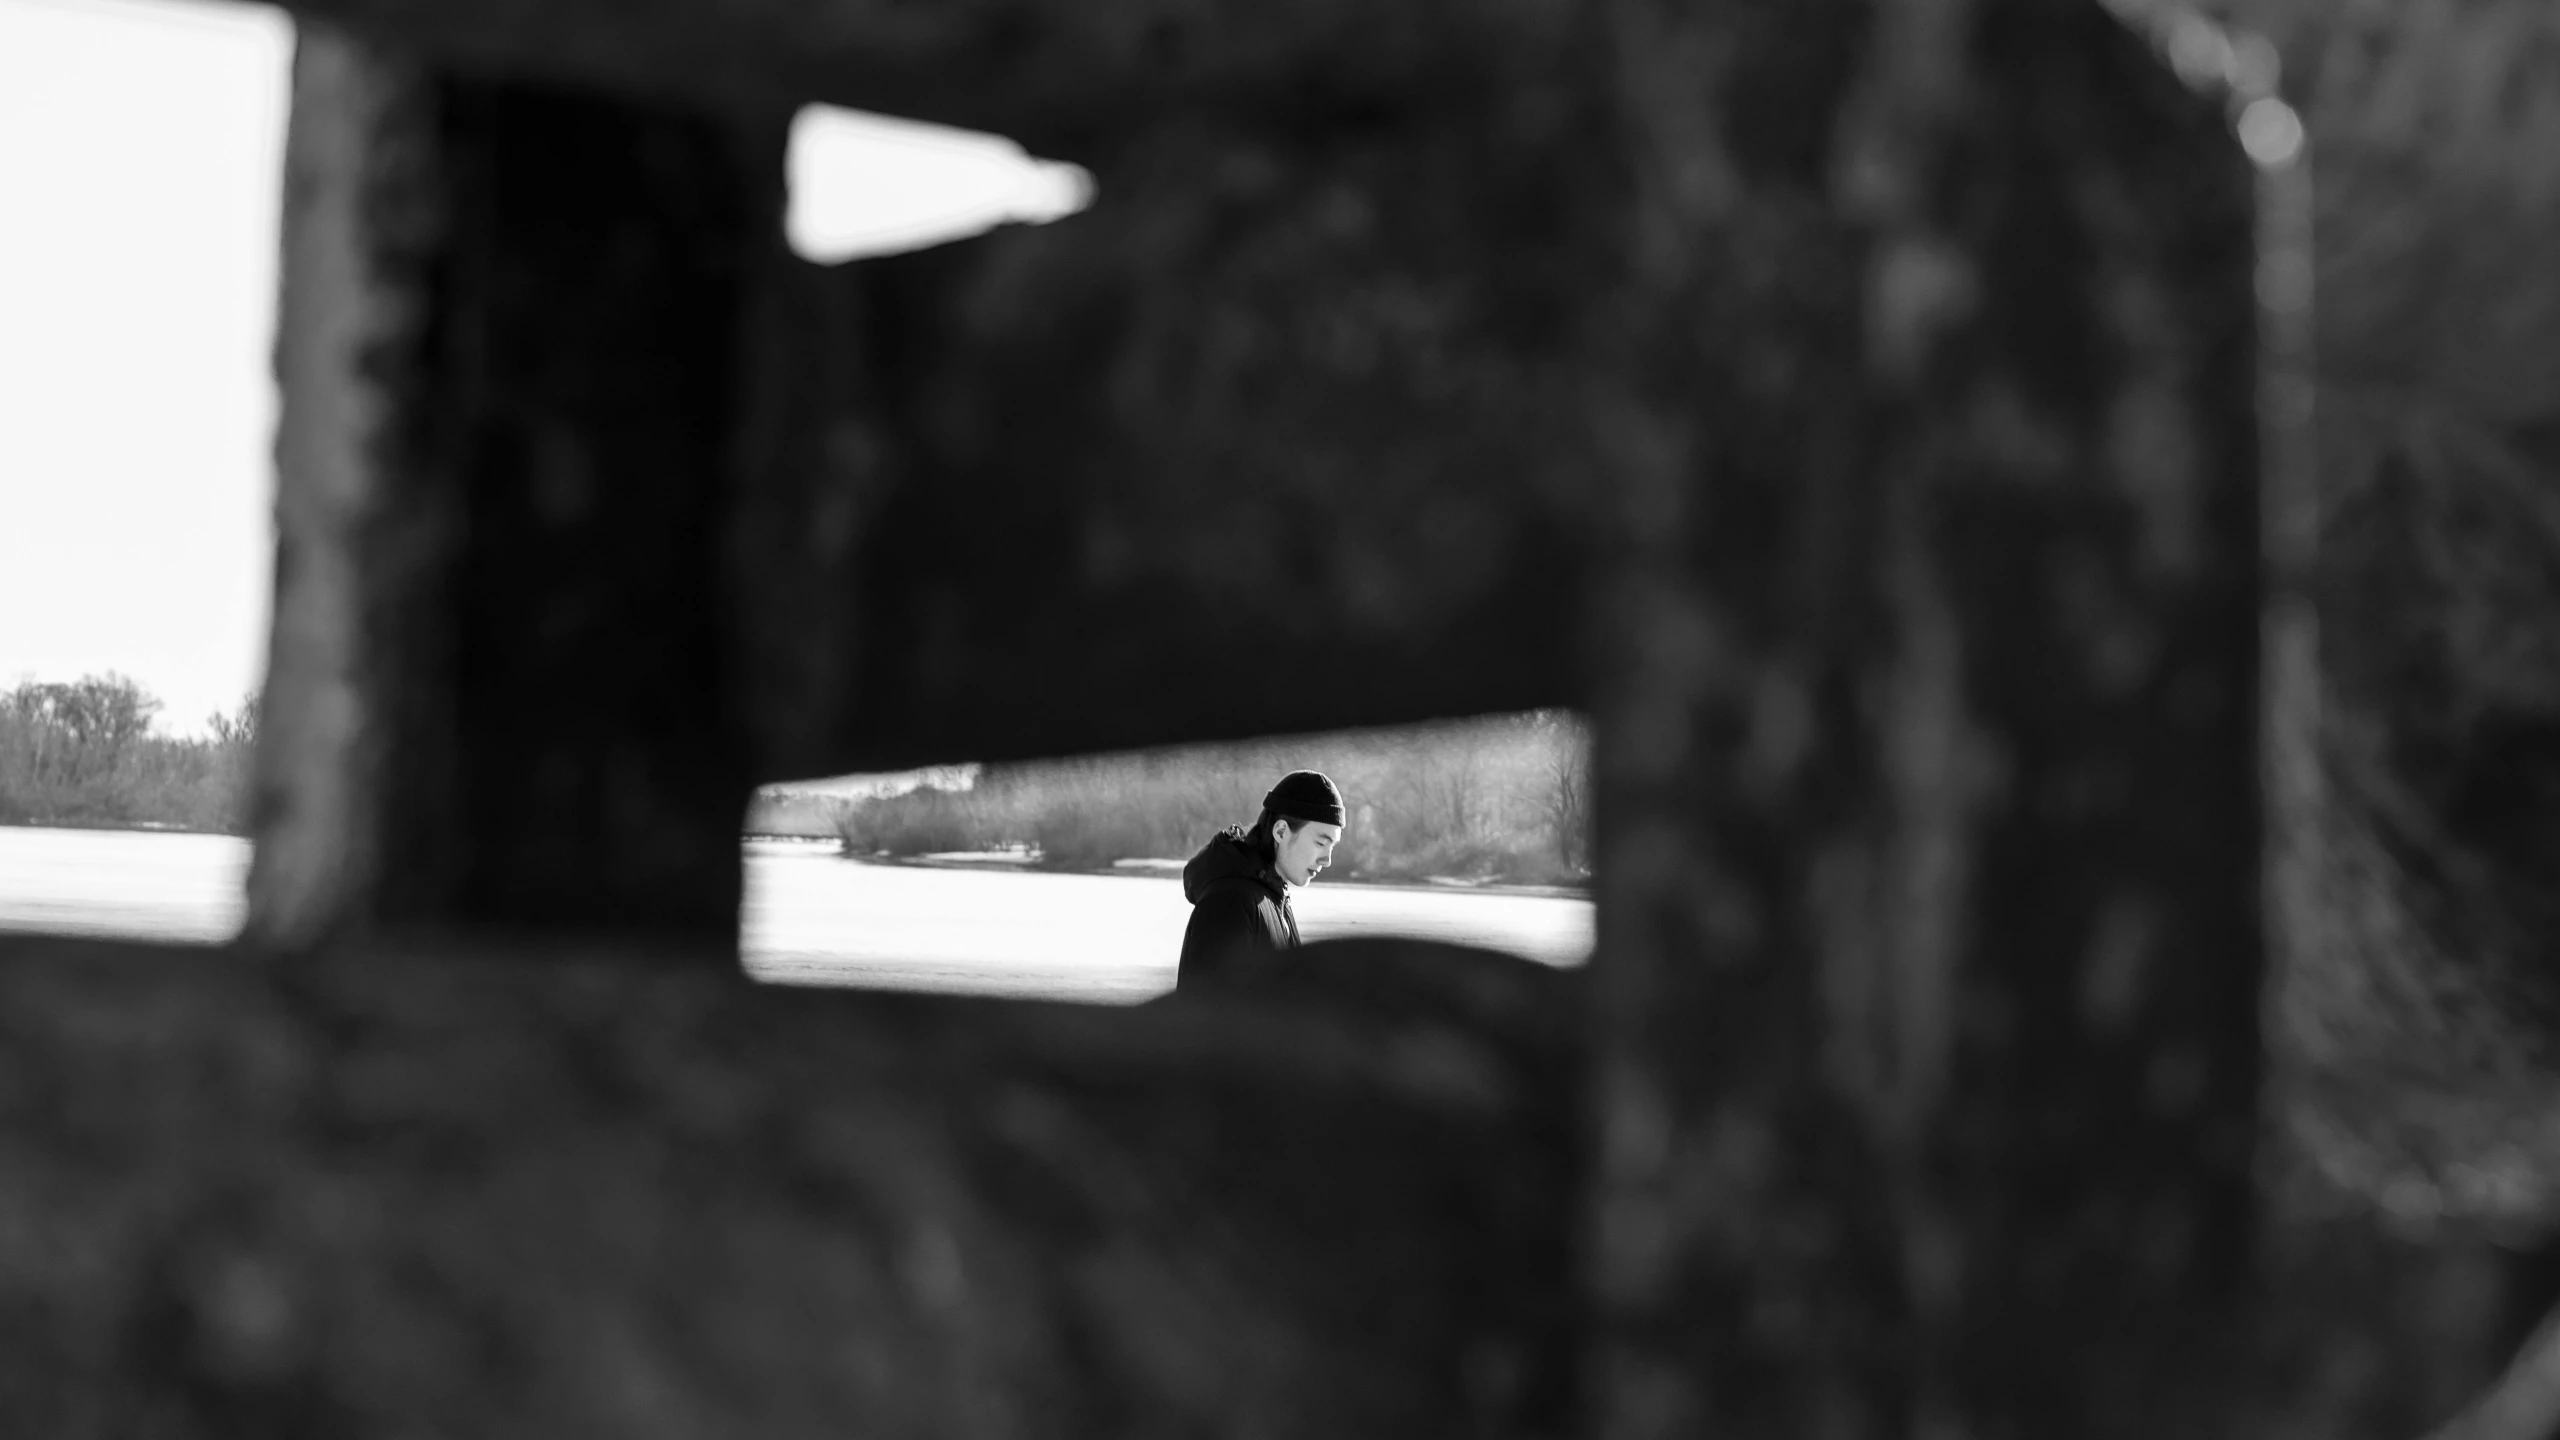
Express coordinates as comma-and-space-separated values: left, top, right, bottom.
2, 0, 2518, 1433
2209, 0, 2560, 1252
254, 41, 761, 946
0, 934, 1580, 1438
1585, 1, 2267, 1434
730, 19, 1615, 772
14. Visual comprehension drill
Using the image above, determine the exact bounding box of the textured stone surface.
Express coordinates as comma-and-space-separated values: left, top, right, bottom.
0, 932, 1577, 1438
254, 33, 768, 945
1584, 1, 2264, 1434
2170, 0, 2560, 1411
231, 0, 1580, 155
252, 34, 445, 950
99, 0, 2325, 1433
746, 71, 1611, 773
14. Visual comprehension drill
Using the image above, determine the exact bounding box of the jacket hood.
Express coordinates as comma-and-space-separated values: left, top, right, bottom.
1183, 827, 1284, 905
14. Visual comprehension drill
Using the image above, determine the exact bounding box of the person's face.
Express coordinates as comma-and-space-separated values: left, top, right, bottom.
1272, 818, 1343, 886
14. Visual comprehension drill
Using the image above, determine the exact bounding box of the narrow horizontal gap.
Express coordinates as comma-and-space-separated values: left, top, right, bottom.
785, 104, 1094, 263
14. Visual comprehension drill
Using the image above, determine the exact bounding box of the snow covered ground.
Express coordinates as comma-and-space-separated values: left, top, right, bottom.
0, 828, 1593, 1005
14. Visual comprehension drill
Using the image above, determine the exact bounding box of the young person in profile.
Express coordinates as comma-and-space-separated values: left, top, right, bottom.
1175, 770, 1345, 990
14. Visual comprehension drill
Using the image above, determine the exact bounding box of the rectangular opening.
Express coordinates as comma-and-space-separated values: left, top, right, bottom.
743, 711, 1593, 1002
0, 0, 288, 945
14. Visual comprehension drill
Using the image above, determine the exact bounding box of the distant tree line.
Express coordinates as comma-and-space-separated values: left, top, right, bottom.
813, 710, 1591, 887
0, 674, 256, 834
6, 672, 1588, 886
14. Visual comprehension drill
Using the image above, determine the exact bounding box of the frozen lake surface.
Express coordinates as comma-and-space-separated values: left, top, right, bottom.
0, 829, 1592, 1004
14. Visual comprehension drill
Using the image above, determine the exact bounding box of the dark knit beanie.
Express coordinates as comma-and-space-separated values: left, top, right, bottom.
1264, 770, 1346, 827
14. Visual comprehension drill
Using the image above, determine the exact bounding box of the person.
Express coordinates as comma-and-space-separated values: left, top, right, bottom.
1175, 770, 1346, 990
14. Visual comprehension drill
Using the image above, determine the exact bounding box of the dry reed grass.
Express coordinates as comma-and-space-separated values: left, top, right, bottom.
822, 710, 1589, 886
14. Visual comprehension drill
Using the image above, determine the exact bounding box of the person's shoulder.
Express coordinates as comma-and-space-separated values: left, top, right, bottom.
1193, 874, 1272, 910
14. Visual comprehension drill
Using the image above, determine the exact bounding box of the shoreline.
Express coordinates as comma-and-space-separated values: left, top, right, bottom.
802, 842, 1592, 901
0, 816, 239, 839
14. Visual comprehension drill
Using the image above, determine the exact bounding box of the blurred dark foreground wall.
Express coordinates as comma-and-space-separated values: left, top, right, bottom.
2216, 2, 2560, 1421
5, 0, 2559, 1434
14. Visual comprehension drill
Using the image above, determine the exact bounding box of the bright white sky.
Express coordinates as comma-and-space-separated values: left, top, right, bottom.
0, 0, 288, 733
0, 0, 1082, 735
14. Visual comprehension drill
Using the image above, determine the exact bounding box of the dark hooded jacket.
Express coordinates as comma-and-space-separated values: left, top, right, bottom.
1176, 827, 1300, 989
